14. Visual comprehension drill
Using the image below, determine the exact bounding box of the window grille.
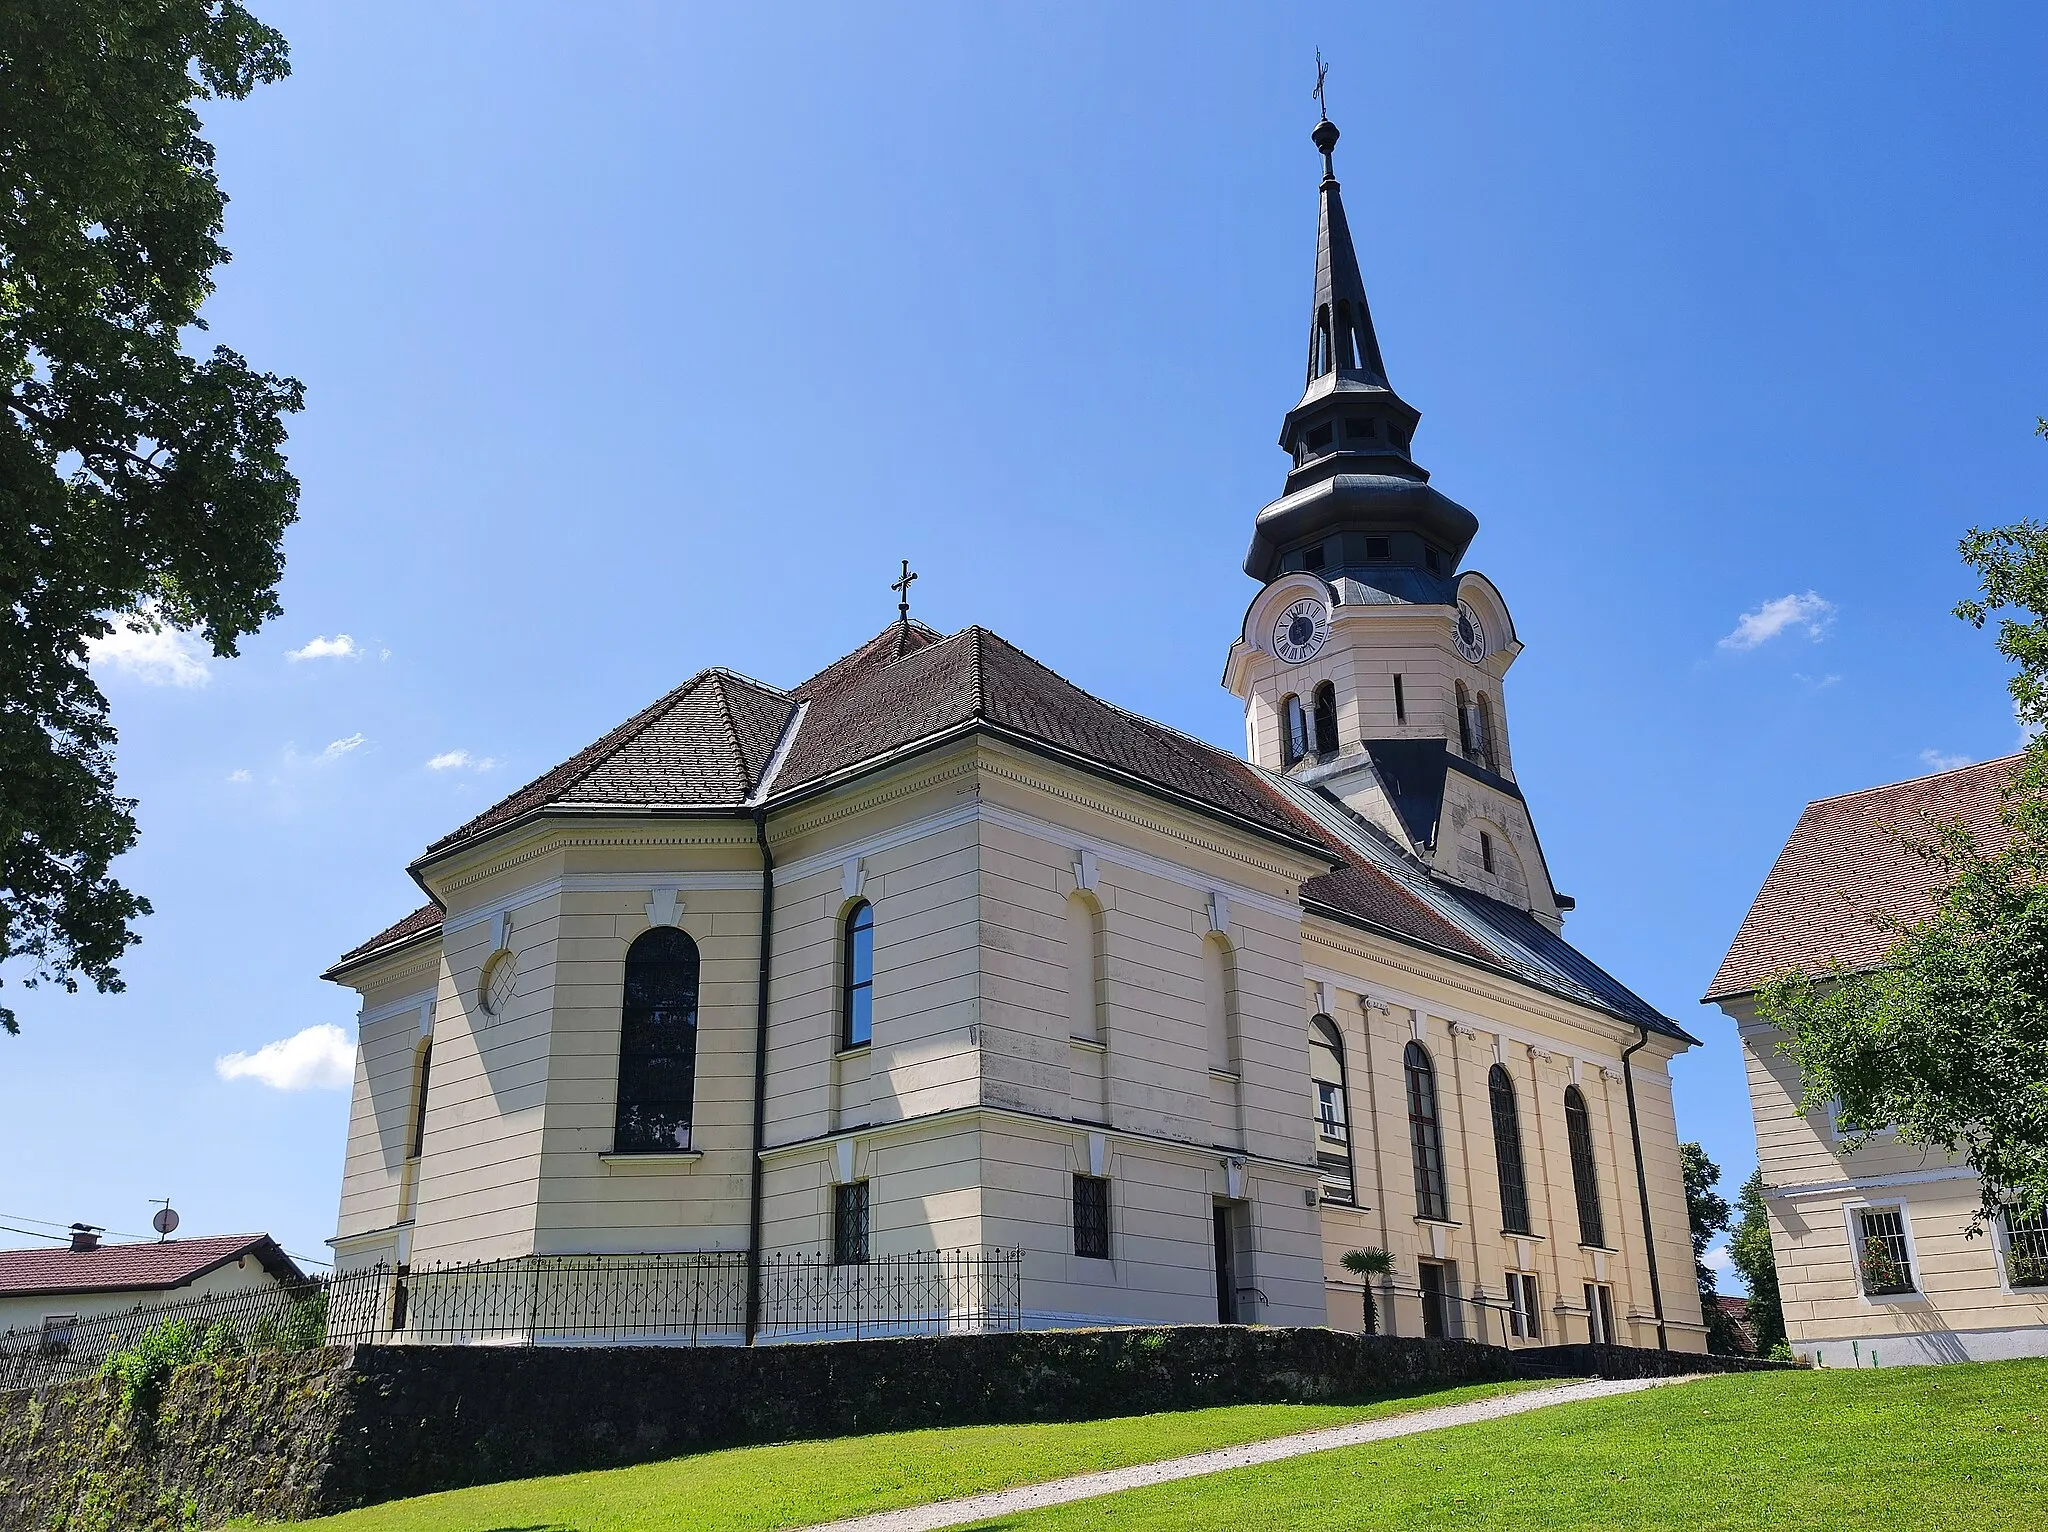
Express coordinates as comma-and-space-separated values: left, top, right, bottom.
842, 900, 875, 1049
1507, 1272, 1541, 1341
1855, 1207, 1914, 1295
1489, 1064, 1531, 1235
1564, 1086, 1605, 1248
614, 926, 701, 1153
1405, 1042, 1449, 1222
2004, 1207, 2048, 1288
833, 1181, 871, 1266
1072, 1174, 1111, 1260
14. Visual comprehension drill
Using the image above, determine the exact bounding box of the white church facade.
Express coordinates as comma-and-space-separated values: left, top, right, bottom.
324, 112, 1708, 1353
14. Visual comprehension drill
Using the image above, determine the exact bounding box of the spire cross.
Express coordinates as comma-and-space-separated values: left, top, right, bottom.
892, 559, 918, 622
1313, 49, 1329, 122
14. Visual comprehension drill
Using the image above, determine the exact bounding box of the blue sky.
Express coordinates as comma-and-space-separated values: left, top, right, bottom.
4, 4, 2043, 1286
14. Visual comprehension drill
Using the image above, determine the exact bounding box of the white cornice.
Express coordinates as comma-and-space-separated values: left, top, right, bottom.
1765, 1165, 1978, 1201
356, 988, 438, 1029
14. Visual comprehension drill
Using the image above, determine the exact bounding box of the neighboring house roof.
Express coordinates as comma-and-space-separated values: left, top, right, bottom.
1704, 755, 2021, 1002
1268, 772, 1694, 1043
0, 1235, 306, 1301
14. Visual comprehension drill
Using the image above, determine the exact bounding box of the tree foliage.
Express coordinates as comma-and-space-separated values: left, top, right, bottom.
1727, 1169, 1787, 1355
0, 1, 301, 1033
1756, 429, 2048, 1225
1679, 1141, 1744, 1354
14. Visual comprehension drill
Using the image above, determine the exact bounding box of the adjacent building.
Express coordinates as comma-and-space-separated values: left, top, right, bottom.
0, 1227, 307, 1344
1706, 754, 2048, 1364
324, 112, 1707, 1352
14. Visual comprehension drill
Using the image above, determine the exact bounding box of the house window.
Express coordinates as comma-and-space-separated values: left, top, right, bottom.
1419, 1259, 1456, 1339
833, 1181, 871, 1265
614, 925, 700, 1153
1312, 682, 1339, 756
1855, 1206, 1915, 1295
1281, 694, 1310, 766
408, 1041, 432, 1161
1507, 1272, 1541, 1340
2003, 1207, 2048, 1289
1073, 1174, 1111, 1260
1488, 1064, 1531, 1235
1405, 1041, 1449, 1222
1316, 1082, 1347, 1142
842, 899, 875, 1049
1585, 1281, 1616, 1344
1392, 672, 1406, 722
38, 1314, 76, 1354
1481, 832, 1496, 874
1564, 1085, 1605, 1247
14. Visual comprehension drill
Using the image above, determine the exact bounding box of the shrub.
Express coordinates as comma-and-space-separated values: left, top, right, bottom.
1340, 1248, 1394, 1335
2006, 1248, 2048, 1289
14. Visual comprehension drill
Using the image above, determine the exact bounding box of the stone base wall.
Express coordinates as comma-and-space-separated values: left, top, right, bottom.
0, 1327, 1760, 1530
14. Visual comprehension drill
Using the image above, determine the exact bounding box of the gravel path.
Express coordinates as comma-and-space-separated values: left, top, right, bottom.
800, 1374, 1700, 1532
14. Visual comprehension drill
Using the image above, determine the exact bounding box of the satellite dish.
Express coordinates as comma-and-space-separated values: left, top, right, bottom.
151, 1206, 180, 1238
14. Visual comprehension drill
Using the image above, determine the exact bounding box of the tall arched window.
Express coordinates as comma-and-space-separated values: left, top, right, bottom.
1405, 1041, 1448, 1221
1203, 935, 1238, 1075
615, 926, 701, 1153
409, 1041, 432, 1162
1454, 681, 1475, 757
1282, 695, 1310, 766
842, 900, 875, 1049
1065, 892, 1104, 1043
1565, 1085, 1606, 1248
1489, 1064, 1530, 1235
1309, 1016, 1354, 1205
1312, 682, 1338, 757
1475, 694, 1500, 773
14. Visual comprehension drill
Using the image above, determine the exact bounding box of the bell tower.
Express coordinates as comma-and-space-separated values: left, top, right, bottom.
1224, 108, 1570, 929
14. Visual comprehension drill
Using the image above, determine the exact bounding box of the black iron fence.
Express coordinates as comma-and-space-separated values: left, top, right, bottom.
0, 1247, 1024, 1392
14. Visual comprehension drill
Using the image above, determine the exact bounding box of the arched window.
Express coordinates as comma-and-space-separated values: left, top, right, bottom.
1476, 694, 1500, 773
1312, 683, 1338, 757
1565, 1085, 1605, 1247
1454, 681, 1475, 757
1313, 304, 1332, 378
1405, 1041, 1449, 1221
842, 900, 875, 1049
1489, 1064, 1530, 1235
1203, 935, 1238, 1075
1282, 695, 1310, 766
408, 1042, 432, 1162
1309, 1015, 1354, 1205
615, 926, 701, 1153
1065, 892, 1103, 1043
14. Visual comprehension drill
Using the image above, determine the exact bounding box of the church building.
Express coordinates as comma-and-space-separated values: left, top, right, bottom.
324, 111, 1708, 1352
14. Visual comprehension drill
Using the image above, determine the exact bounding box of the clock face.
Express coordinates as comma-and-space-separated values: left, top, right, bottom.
1272, 597, 1331, 665
1454, 601, 1486, 663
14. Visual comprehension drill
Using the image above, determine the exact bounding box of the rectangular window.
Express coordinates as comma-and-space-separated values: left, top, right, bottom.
1346, 416, 1379, 442
1419, 1260, 1458, 1339
1306, 423, 1334, 451
833, 1180, 871, 1265
1073, 1174, 1111, 1260
1393, 673, 1406, 722
1317, 1151, 1355, 1206
1316, 1081, 1348, 1142
1304, 544, 1326, 571
38, 1314, 77, 1353
1480, 832, 1495, 874
1507, 1273, 1541, 1341
1584, 1282, 1615, 1344
1366, 535, 1392, 561
1855, 1206, 1914, 1295
2004, 1207, 2048, 1289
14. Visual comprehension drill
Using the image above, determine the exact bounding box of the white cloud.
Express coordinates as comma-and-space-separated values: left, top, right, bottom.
215, 1023, 354, 1091
321, 733, 366, 761
426, 749, 498, 772
1704, 1244, 1735, 1277
286, 634, 361, 663
86, 614, 211, 687
1719, 592, 1837, 651
226, 768, 252, 784
1921, 749, 1973, 772
1792, 672, 1842, 691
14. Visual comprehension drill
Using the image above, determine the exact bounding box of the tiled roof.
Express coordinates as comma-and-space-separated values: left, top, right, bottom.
1266, 772, 1694, 1042
1705, 755, 2021, 1002
325, 902, 444, 977
0, 1235, 304, 1299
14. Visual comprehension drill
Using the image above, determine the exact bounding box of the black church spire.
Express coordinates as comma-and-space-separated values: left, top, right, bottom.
1244, 113, 1479, 596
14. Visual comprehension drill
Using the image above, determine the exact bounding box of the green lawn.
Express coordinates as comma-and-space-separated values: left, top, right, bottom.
963, 1359, 2048, 1531
277, 1380, 1541, 1532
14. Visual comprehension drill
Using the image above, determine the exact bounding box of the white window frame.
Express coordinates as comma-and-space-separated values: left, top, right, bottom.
1993, 1204, 2048, 1295
1506, 1271, 1541, 1341
1583, 1281, 1615, 1344
1315, 1080, 1348, 1143
1826, 1097, 1896, 1145
1841, 1199, 1922, 1304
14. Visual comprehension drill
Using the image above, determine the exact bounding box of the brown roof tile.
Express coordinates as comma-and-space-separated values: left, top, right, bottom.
0, 1235, 304, 1299
1705, 755, 2021, 1001
325, 902, 443, 978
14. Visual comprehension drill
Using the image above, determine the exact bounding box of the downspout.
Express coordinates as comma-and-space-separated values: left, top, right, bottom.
1620, 1023, 1669, 1351
744, 808, 776, 1344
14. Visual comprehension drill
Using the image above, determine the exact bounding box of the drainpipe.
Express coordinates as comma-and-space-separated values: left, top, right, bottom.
744, 808, 776, 1344
1620, 1022, 1669, 1351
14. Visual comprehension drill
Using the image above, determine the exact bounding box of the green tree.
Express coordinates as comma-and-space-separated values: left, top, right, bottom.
1757, 427, 2048, 1224
0, 1, 301, 1033
1679, 1141, 1744, 1354
1727, 1169, 1786, 1354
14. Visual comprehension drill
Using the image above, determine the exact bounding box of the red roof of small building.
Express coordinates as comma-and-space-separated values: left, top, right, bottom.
1705, 755, 2022, 1001
0, 1234, 305, 1299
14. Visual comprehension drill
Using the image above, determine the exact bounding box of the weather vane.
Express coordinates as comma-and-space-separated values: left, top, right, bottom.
1314, 48, 1330, 121
892, 559, 918, 623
